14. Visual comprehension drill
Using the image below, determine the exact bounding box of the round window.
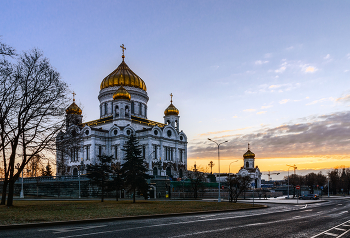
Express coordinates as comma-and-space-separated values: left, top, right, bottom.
127, 130, 131, 135
154, 130, 158, 135
85, 130, 89, 135
180, 136, 183, 141
114, 130, 118, 135
167, 130, 172, 137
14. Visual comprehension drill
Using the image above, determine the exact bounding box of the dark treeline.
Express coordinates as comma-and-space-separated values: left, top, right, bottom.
286, 167, 350, 195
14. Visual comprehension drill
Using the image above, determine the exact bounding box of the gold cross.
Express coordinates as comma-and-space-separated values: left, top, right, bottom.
248, 143, 250, 150
170, 93, 173, 103
120, 44, 126, 60
72, 91, 76, 102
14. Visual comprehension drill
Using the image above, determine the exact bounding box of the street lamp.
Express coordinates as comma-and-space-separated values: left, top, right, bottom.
229, 160, 238, 175
208, 138, 228, 202
287, 164, 297, 199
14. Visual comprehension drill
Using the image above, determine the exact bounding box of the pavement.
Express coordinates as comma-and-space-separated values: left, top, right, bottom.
0, 195, 346, 230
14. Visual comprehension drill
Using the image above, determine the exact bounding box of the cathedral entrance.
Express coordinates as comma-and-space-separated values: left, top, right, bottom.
153, 167, 158, 176
73, 168, 78, 176
166, 167, 171, 176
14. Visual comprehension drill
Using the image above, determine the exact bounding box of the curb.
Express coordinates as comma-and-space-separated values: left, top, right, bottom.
0, 205, 267, 230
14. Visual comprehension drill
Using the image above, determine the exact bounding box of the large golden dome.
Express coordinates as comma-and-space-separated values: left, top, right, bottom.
113, 86, 131, 101
100, 60, 147, 91
66, 101, 82, 115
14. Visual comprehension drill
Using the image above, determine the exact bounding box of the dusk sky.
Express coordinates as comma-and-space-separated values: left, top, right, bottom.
1, 1, 350, 180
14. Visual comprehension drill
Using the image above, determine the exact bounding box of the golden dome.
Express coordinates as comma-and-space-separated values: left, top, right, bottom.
113, 86, 131, 101
100, 60, 147, 91
66, 101, 82, 115
164, 103, 179, 116
164, 93, 179, 116
243, 149, 255, 158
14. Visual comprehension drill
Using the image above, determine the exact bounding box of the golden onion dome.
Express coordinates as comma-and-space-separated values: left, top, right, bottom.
243, 149, 255, 158
164, 103, 179, 116
66, 101, 82, 115
100, 60, 147, 91
164, 94, 179, 116
113, 86, 131, 101
243, 143, 255, 158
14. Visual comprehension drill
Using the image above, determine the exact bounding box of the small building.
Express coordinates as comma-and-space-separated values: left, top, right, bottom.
237, 144, 262, 188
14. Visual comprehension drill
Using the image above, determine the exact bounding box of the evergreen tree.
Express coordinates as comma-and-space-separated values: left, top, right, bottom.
120, 134, 149, 203
41, 162, 53, 177
86, 155, 113, 202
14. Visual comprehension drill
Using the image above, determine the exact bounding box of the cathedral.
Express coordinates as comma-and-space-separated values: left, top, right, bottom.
56, 46, 188, 179
237, 144, 262, 188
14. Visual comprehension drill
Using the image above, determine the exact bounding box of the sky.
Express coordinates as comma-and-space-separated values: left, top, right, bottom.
1, 0, 350, 180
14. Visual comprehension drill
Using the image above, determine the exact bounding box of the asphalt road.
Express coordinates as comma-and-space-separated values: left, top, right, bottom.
1, 198, 350, 238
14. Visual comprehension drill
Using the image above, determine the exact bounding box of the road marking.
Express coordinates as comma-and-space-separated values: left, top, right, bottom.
334, 228, 346, 231
324, 232, 340, 237
310, 220, 350, 238
57, 212, 323, 238
38, 225, 108, 233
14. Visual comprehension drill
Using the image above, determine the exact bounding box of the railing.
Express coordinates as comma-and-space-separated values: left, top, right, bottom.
14, 175, 90, 183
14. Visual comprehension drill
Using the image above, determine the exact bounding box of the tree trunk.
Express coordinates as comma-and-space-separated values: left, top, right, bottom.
1, 179, 8, 205
116, 190, 119, 201
133, 188, 136, 203
7, 180, 15, 206
101, 178, 104, 202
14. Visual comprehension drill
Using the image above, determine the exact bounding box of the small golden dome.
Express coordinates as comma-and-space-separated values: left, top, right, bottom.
164, 93, 179, 116
66, 102, 82, 115
243, 143, 255, 158
243, 149, 255, 158
164, 103, 179, 116
113, 86, 131, 101
100, 60, 147, 91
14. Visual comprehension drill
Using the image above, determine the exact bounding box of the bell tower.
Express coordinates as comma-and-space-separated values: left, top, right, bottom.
164, 93, 180, 131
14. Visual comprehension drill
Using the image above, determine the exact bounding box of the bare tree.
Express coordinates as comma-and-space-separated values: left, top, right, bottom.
227, 174, 251, 203
186, 163, 206, 199
0, 47, 69, 206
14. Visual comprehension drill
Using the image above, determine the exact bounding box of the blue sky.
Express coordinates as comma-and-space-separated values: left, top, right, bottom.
2, 0, 350, 179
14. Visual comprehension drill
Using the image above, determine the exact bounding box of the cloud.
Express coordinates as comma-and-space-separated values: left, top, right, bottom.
279, 99, 290, 104
261, 105, 273, 109
336, 94, 350, 103
257, 111, 267, 115
188, 111, 350, 159
275, 62, 287, 73
304, 66, 318, 73
286, 46, 294, 50
347, 53, 350, 59
255, 60, 269, 65
232, 116, 238, 118
345, 70, 349, 73
243, 109, 256, 112
198, 127, 252, 137
323, 54, 331, 60
306, 97, 334, 105
246, 83, 301, 94
264, 53, 272, 58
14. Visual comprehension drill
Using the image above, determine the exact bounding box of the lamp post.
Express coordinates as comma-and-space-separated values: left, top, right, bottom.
208, 138, 228, 202
229, 160, 238, 175
287, 164, 297, 199
79, 158, 85, 199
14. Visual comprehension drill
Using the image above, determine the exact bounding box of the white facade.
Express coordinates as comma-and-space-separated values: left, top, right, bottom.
237, 145, 262, 188
56, 57, 187, 178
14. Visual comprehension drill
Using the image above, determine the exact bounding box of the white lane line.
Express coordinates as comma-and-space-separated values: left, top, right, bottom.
324, 232, 340, 237
310, 220, 350, 238
57, 212, 323, 238
338, 229, 350, 237
38, 225, 108, 233
334, 228, 347, 231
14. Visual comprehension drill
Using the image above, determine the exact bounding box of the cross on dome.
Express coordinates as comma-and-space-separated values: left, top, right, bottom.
120, 44, 126, 61
170, 93, 173, 103
72, 91, 76, 102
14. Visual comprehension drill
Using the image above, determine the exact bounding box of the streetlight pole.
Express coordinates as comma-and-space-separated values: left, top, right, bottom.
208, 138, 228, 202
286, 164, 297, 199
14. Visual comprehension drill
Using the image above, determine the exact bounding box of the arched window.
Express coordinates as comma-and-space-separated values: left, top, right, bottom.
115, 105, 119, 117
246, 161, 249, 168
167, 120, 170, 125
104, 103, 108, 115
139, 102, 142, 115
175, 120, 178, 130
125, 106, 129, 117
